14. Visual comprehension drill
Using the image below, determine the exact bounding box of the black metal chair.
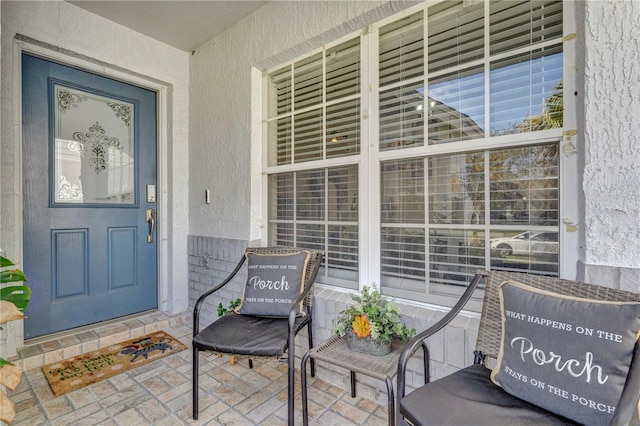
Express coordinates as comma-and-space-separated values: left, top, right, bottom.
396, 270, 640, 426
192, 246, 323, 424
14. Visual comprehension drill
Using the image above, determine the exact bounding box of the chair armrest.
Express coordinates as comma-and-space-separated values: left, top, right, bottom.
287, 251, 323, 331
611, 340, 640, 426
396, 272, 485, 402
193, 255, 246, 335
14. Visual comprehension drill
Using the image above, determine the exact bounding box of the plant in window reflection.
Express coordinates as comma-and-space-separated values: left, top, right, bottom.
332, 285, 415, 343
0, 255, 32, 424
518, 80, 564, 132
491, 80, 564, 136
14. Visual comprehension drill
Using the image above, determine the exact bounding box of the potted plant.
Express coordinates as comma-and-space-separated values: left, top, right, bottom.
0, 255, 31, 424
332, 285, 415, 356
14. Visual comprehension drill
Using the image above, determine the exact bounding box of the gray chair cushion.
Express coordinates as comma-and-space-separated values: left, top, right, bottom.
193, 313, 310, 357
400, 364, 578, 426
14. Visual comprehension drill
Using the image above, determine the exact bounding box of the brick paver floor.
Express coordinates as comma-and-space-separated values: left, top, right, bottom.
7, 315, 389, 425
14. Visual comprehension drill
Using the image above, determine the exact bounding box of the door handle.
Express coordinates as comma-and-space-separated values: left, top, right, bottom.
145, 208, 156, 243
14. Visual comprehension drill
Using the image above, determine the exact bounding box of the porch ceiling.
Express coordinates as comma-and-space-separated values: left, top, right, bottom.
66, 0, 269, 52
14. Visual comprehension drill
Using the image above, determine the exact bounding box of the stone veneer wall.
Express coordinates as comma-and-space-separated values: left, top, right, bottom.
188, 235, 480, 404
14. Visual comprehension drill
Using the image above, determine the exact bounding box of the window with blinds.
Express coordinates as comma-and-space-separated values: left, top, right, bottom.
265, 0, 568, 303
265, 37, 361, 287
377, 0, 563, 303
266, 38, 361, 167
381, 144, 560, 298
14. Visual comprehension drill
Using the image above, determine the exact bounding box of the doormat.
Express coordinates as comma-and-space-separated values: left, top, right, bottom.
42, 330, 187, 396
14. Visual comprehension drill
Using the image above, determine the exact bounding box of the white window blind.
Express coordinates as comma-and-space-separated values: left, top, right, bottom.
490, 46, 563, 135
380, 143, 560, 299
427, 0, 484, 73
490, 0, 563, 55
265, 35, 361, 287
428, 66, 485, 144
379, 82, 425, 151
265, 0, 569, 305
379, 11, 424, 88
268, 165, 359, 287
266, 38, 361, 167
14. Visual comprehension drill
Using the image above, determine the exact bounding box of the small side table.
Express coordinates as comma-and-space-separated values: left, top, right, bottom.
301, 335, 408, 426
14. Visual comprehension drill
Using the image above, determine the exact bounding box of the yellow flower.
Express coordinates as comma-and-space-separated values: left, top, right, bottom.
352, 314, 371, 338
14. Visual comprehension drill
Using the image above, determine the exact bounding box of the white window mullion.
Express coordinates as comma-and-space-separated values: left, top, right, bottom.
483, 0, 491, 139
293, 172, 298, 248
324, 168, 329, 267
423, 156, 430, 295
559, 0, 578, 280
261, 73, 270, 247
483, 149, 491, 268
364, 25, 380, 292
423, 10, 430, 294
322, 46, 327, 161
290, 63, 296, 165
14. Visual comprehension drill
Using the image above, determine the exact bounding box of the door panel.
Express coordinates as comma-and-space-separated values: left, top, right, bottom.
22, 54, 158, 338
109, 227, 137, 289
52, 229, 89, 298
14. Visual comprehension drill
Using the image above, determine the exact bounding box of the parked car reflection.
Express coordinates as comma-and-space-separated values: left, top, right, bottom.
490, 231, 558, 258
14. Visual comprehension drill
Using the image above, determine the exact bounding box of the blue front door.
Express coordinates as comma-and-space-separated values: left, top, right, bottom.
22, 54, 158, 338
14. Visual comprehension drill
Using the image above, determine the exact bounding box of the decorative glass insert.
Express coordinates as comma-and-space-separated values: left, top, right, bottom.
54, 85, 135, 204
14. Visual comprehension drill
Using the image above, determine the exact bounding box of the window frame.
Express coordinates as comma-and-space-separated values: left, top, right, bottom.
261, 0, 578, 311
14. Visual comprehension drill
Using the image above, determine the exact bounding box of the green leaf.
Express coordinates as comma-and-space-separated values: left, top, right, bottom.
0, 286, 32, 312
217, 302, 225, 317
217, 298, 241, 317
0, 269, 28, 284
0, 358, 13, 367
0, 256, 15, 268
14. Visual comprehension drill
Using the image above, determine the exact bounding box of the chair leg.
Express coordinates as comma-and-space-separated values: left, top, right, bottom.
385, 377, 395, 426
287, 335, 295, 426
192, 346, 199, 420
301, 352, 311, 426
307, 322, 316, 377
350, 371, 356, 397
421, 342, 430, 384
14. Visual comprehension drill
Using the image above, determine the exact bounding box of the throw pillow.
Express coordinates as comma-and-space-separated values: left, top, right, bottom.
235, 250, 311, 317
490, 280, 640, 426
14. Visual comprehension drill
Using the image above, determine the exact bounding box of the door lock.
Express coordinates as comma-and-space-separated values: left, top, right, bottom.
145, 209, 156, 243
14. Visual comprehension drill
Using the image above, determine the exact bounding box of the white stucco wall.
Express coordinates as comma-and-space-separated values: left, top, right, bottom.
579, 0, 640, 291
186, 0, 640, 403
189, 0, 420, 240
0, 0, 190, 356
189, 0, 640, 285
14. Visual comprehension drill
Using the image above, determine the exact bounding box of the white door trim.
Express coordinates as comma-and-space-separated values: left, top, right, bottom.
12, 38, 171, 342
